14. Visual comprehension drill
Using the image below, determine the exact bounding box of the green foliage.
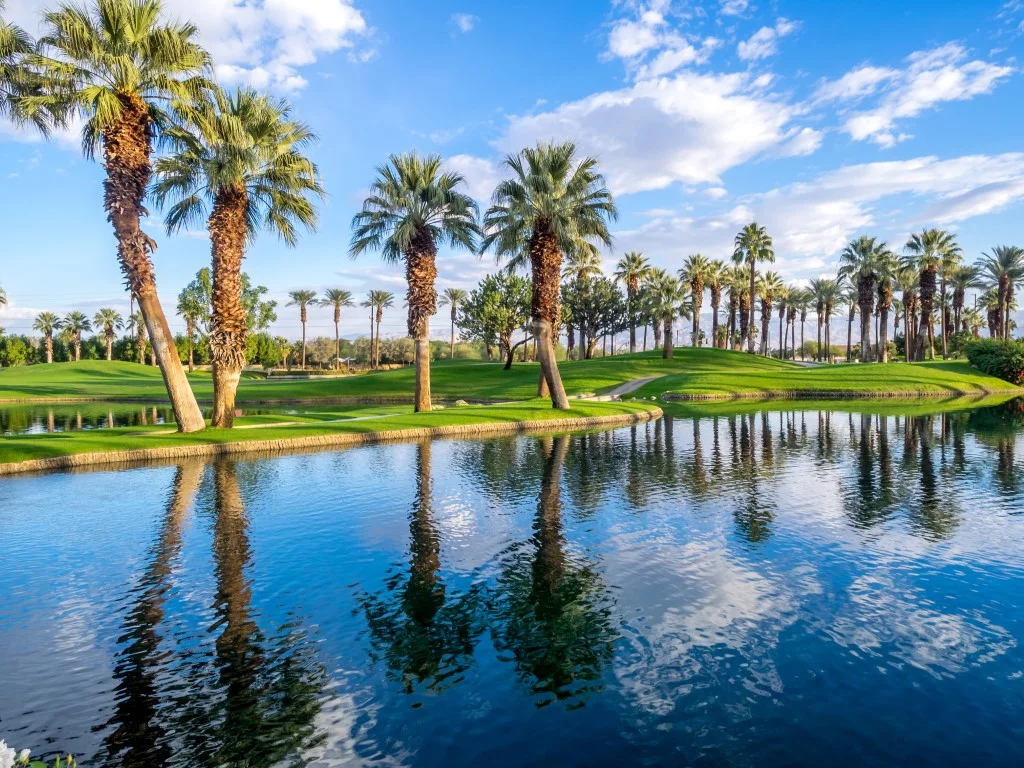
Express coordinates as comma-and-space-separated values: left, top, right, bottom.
965, 338, 1024, 385
458, 272, 531, 356
0, 334, 28, 365
948, 330, 976, 360
561, 276, 626, 358
177, 267, 277, 334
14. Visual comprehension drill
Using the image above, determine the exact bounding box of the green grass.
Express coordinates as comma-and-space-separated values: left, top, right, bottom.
0, 399, 657, 465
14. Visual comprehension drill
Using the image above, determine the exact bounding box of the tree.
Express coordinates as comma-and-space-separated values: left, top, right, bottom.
842, 285, 857, 362
482, 142, 617, 410
438, 287, 468, 360
562, 276, 626, 360
755, 271, 784, 356
707, 260, 727, 349
839, 236, 889, 363
458, 273, 530, 366
613, 252, 652, 354
351, 153, 480, 412
0, 286, 5, 307
93, 308, 123, 360
649, 269, 685, 360
950, 265, 982, 333
810, 278, 838, 361
874, 251, 898, 363
679, 253, 713, 347
59, 311, 91, 361
286, 290, 317, 369
937, 237, 964, 357
903, 229, 960, 361
793, 288, 811, 361
319, 289, 355, 371
896, 266, 919, 359
733, 222, 774, 354
980, 246, 1024, 341
23, 0, 212, 433
176, 286, 206, 373
2, 0, 53, 135
366, 290, 395, 369
129, 310, 148, 364
154, 88, 322, 427
33, 311, 59, 364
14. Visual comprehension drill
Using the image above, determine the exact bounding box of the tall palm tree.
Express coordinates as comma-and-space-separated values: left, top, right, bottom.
287, 290, 317, 369
128, 309, 149, 364
937, 239, 964, 356
679, 253, 713, 347
649, 270, 685, 360
438, 287, 467, 360
874, 250, 898, 363
33, 311, 59, 363
319, 289, 355, 371
949, 265, 982, 333
59, 310, 91, 361
481, 142, 617, 410
733, 222, 774, 354
23, 0, 212, 433
842, 284, 858, 362
961, 306, 983, 338
614, 251, 652, 354
725, 266, 746, 350
980, 246, 1024, 341
838, 236, 889, 363
810, 278, 838, 362
351, 153, 479, 412
895, 266, 919, 360
785, 286, 801, 360
366, 290, 394, 369
794, 288, 811, 361
93, 308, 123, 360
707, 260, 727, 349
822, 279, 840, 360
154, 88, 322, 427
176, 289, 206, 373
755, 271, 784, 356
904, 229, 960, 360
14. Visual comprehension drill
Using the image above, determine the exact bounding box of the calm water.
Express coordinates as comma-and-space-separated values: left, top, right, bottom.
3, 401, 1024, 765
0, 404, 177, 435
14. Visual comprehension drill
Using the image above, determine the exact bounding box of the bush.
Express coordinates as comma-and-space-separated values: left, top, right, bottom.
965, 338, 1024, 385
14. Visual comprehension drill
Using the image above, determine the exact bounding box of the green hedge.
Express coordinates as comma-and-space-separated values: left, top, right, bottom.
965, 338, 1024, 385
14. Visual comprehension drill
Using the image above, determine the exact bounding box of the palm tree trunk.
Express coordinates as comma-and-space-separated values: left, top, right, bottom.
106, 334, 113, 361
880, 305, 890, 363
209, 187, 249, 428
643, 324, 648, 352
663, 316, 673, 359
335, 319, 341, 371
529, 231, 570, 409
913, 267, 936, 362
747, 264, 757, 354
186, 317, 194, 373
800, 319, 805, 361
939, 280, 949, 358
816, 316, 822, 361
847, 315, 853, 362
778, 311, 784, 359
405, 234, 437, 413
693, 298, 701, 347
450, 308, 456, 360
45, 335, 53, 365
629, 287, 637, 354
368, 308, 374, 368
103, 104, 204, 434
301, 316, 307, 369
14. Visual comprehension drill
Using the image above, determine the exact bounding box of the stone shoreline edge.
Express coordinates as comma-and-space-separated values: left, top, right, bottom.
660, 388, 1022, 401
0, 407, 663, 477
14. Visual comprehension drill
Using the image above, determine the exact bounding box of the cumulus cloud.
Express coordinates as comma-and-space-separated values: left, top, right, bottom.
605, 1, 719, 79
446, 154, 503, 202
737, 18, 800, 62
817, 43, 1014, 147
719, 0, 750, 16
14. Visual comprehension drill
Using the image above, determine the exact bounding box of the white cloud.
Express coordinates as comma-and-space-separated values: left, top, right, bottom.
737, 18, 800, 62
719, 0, 750, 16
445, 154, 502, 202
818, 43, 1014, 147
605, 2, 718, 78
496, 70, 817, 195
450, 13, 478, 34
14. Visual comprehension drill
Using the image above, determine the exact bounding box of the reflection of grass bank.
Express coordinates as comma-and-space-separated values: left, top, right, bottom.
0, 399, 661, 473
660, 394, 1022, 419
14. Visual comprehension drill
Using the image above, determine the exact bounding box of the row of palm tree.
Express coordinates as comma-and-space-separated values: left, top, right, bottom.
28, 310, 125, 363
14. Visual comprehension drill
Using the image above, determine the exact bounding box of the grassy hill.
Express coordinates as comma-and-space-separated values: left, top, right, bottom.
0, 349, 1017, 405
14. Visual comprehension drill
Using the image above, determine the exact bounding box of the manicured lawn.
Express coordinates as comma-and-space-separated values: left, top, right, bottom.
0, 399, 658, 465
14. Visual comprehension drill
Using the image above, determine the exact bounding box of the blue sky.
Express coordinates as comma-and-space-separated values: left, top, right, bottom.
1, 0, 1022, 340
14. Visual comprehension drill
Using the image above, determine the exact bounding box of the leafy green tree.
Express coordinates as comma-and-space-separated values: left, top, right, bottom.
23, 0, 213, 432
458, 273, 531, 367
482, 142, 617, 409
562, 276, 626, 359
352, 152, 480, 412
0, 335, 27, 366
176, 283, 206, 373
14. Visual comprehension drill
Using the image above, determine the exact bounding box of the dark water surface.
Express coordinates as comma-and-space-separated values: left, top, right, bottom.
3, 401, 1024, 766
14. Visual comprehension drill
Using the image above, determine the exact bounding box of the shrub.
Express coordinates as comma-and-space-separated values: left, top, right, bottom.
965, 338, 1024, 385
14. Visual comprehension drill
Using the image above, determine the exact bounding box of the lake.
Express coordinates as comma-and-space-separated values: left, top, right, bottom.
2, 400, 1024, 765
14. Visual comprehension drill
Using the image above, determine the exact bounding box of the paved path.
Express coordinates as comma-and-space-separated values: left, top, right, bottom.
583, 376, 666, 401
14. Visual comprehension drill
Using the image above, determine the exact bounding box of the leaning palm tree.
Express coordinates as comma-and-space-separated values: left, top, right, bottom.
319, 289, 355, 371
481, 142, 617, 410
93, 308, 123, 361
438, 287, 468, 360
59, 310, 91, 361
614, 251, 652, 353
351, 153, 480, 412
903, 229, 960, 360
980, 245, 1024, 341
679, 253, 713, 347
22, 0, 212, 433
33, 311, 59, 363
366, 290, 395, 369
153, 87, 322, 426
287, 290, 317, 369
838, 236, 888, 363
733, 222, 774, 354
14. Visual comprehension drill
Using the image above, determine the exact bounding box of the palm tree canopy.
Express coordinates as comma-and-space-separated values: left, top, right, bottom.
33, 311, 59, 333
439, 287, 468, 307
21, 0, 213, 158
320, 288, 355, 310
366, 289, 395, 310
59, 310, 92, 334
93, 307, 123, 333
732, 222, 774, 267
903, 228, 961, 272
287, 289, 317, 308
480, 141, 617, 270
0, 0, 48, 130
614, 251, 652, 292
980, 245, 1024, 287
838, 236, 892, 282
351, 152, 480, 263
562, 248, 603, 280
756, 271, 785, 301
0, 285, 6, 306
153, 87, 323, 246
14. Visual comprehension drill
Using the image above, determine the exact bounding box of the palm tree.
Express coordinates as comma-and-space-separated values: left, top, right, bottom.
794, 288, 811, 361
874, 251, 898, 363
838, 236, 889, 363
93, 308, 123, 360
351, 153, 479, 412
481, 142, 617, 410
176, 289, 206, 373
153, 88, 322, 427
2, 0, 54, 134
755, 271, 784, 356
614, 251, 652, 354
937, 239, 964, 356
129, 309, 148, 364
23, 0, 212, 433
366, 290, 394, 369
59, 311, 91, 361
949, 265, 982, 333
725, 266, 746, 350
785, 286, 801, 359
287, 290, 317, 368
962, 306, 983, 338
33, 311, 59, 363
895, 266, 919, 360
706, 260, 726, 349
649, 269, 685, 359
842, 284, 858, 362
679, 253, 713, 347
904, 229, 960, 360
980, 246, 1024, 341
0, 285, 6, 307
319, 289, 355, 371
733, 222, 774, 354
822, 279, 840, 360
438, 287, 468, 361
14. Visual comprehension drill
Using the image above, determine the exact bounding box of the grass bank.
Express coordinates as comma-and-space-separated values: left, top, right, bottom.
0, 399, 660, 472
